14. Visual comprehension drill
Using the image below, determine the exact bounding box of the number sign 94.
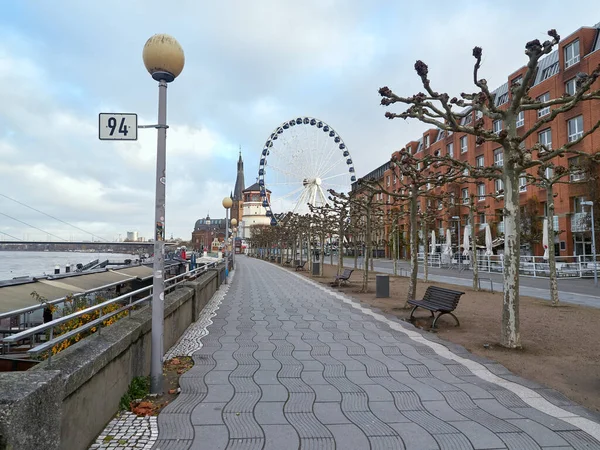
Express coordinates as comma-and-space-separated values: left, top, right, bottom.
99, 113, 138, 140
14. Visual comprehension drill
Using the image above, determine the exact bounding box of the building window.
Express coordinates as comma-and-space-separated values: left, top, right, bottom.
564, 39, 580, 68
477, 183, 485, 201
519, 176, 527, 192
495, 178, 504, 194
569, 157, 585, 181
447, 142, 454, 157
393, 174, 397, 184
545, 166, 554, 179
386, 175, 390, 187
493, 120, 503, 134
538, 92, 550, 117
406, 145, 412, 154
565, 78, 577, 95
475, 110, 483, 120
460, 136, 468, 153
540, 62, 559, 81
516, 111, 524, 128
493, 148, 504, 167
479, 213, 486, 226
476, 155, 484, 167
417, 162, 421, 171
497, 92, 509, 105
538, 128, 552, 150
438, 199, 443, 210
567, 115, 583, 142
424, 135, 430, 148
461, 188, 469, 204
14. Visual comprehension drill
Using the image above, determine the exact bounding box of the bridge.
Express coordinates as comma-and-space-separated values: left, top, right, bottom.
0, 240, 178, 254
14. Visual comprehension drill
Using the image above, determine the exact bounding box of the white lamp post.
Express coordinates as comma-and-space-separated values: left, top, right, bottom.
581, 201, 597, 287
222, 197, 233, 281
142, 33, 185, 395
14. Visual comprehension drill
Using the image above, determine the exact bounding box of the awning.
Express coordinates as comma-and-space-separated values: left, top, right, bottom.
0, 266, 154, 315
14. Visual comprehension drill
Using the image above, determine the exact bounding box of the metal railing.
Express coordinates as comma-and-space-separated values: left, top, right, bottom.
1, 259, 224, 360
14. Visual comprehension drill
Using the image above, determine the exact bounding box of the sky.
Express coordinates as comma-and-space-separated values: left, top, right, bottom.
0, 1, 598, 242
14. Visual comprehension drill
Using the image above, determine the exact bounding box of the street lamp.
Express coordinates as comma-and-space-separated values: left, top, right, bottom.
581, 201, 597, 287
452, 216, 461, 270
142, 33, 185, 395
231, 218, 238, 269
222, 197, 233, 281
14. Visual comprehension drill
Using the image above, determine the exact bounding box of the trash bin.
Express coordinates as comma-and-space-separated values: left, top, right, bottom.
277, 257, 282, 264
376, 274, 389, 298
312, 262, 320, 275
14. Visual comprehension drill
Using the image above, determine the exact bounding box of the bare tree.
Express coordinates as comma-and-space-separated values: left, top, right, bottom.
379, 30, 600, 348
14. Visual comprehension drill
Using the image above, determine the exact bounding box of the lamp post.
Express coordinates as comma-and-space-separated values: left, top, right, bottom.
222, 197, 232, 281
142, 33, 185, 395
452, 216, 461, 270
231, 218, 238, 269
581, 201, 597, 287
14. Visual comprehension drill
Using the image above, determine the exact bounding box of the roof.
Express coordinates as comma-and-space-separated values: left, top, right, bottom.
0, 265, 154, 314
243, 182, 271, 193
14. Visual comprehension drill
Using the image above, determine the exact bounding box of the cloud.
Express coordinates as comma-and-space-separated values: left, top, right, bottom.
1, 0, 599, 242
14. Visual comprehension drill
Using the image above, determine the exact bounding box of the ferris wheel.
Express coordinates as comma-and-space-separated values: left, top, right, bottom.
257, 117, 356, 225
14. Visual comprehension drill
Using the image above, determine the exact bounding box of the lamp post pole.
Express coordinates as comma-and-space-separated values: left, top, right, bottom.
143, 34, 185, 395
231, 218, 238, 269
582, 201, 597, 287
222, 197, 233, 282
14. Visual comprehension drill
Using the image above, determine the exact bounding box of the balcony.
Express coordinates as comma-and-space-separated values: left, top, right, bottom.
571, 212, 590, 233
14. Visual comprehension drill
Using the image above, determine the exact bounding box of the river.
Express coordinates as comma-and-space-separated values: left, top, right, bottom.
0, 251, 139, 280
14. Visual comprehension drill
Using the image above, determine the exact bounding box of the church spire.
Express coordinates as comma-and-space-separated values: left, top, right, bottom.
233, 146, 245, 201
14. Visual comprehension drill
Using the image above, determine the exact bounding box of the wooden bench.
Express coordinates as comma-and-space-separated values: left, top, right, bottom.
331, 269, 354, 286
295, 261, 307, 271
284, 259, 292, 266
408, 286, 465, 329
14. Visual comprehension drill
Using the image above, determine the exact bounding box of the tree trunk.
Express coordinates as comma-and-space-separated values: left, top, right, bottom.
363, 206, 372, 293
406, 188, 419, 305
470, 204, 479, 291
338, 217, 344, 276
354, 241, 358, 269
393, 227, 398, 276
308, 228, 312, 273
501, 161, 522, 348
546, 184, 560, 306
320, 233, 325, 276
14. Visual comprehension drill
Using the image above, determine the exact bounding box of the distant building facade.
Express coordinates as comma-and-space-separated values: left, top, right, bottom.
353, 22, 600, 259
191, 215, 226, 251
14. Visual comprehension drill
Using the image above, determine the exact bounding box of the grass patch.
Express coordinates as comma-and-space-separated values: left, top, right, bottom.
119, 376, 150, 411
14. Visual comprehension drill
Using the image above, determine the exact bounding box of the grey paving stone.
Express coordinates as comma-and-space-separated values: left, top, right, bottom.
361, 384, 394, 402
474, 399, 523, 419
507, 419, 569, 447
203, 384, 235, 403
510, 407, 579, 431
300, 371, 328, 385
497, 432, 541, 450
262, 424, 300, 450
253, 370, 279, 385
254, 402, 287, 425
449, 420, 507, 449
432, 433, 475, 450
369, 401, 410, 423
191, 425, 229, 450
191, 402, 225, 426
423, 400, 469, 422
204, 371, 233, 385
312, 384, 342, 402
388, 422, 439, 450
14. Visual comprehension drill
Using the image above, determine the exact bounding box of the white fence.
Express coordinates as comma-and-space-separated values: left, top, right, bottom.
417, 252, 599, 279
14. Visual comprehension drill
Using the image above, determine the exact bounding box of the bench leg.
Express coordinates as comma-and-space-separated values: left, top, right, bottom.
409, 306, 434, 321
432, 312, 460, 329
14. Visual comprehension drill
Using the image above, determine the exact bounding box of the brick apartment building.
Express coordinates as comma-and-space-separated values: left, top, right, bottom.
353, 22, 600, 260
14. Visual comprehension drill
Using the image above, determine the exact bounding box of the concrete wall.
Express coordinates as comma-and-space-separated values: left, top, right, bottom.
0, 265, 224, 450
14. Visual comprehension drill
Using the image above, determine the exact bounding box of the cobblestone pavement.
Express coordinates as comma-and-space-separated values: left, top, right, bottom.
153, 256, 600, 450
89, 271, 234, 449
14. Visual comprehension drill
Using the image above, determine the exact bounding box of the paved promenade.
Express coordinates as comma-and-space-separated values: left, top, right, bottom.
153, 256, 600, 450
